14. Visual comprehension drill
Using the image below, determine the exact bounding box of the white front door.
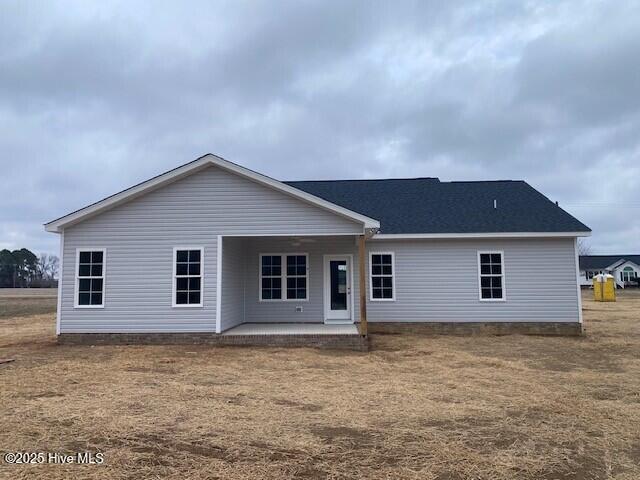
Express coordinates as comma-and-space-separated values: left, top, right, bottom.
323, 255, 353, 323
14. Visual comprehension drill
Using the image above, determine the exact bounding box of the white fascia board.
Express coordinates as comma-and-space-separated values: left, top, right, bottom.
371, 231, 592, 240
606, 259, 626, 270
44, 154, 380, 233
613, 259, 640, 270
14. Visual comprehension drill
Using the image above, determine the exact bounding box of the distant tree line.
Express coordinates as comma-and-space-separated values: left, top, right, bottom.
0, 248, 59, 288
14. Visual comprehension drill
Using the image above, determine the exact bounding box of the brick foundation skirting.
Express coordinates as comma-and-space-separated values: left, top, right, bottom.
57, 333, 370, 351
367, 322, 584, 336
58, 322, 582, 350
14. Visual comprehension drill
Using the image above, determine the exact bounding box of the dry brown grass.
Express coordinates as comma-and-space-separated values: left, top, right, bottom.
0, 289, 57, 320
1, 291, 639, 479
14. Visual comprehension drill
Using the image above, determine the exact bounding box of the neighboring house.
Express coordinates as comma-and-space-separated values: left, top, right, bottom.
579, 255, 640, 288
44, 154, 591, 344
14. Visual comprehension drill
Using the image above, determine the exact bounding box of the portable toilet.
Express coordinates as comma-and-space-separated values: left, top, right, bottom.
593, 273, 616, 302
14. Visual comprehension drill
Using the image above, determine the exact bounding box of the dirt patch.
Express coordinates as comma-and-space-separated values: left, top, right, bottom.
273, 398, 323, 412
127, 433, 227, 459
310, 426, 373, 446
539, 451, 609, 480
627, 441, 640, 466
124, 366, 178, 374
249, 441, 306, 461
25, 391, 65, 399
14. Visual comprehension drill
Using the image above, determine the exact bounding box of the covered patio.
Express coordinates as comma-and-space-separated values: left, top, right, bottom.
217, 233, 371, 336
217, 321, 366, 350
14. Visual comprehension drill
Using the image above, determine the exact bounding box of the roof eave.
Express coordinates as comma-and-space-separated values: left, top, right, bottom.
371, 231, 591, 240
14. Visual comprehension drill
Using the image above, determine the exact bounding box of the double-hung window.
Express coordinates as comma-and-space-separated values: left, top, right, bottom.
370, 252, 395, 300
173, 248, 203, 307
260, 254, 308, 301
75, 249, 105, 308
260, 255, 282, 300
478, 251, 505, 301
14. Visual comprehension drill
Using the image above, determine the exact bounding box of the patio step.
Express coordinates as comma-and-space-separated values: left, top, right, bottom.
215, 332, 369, 351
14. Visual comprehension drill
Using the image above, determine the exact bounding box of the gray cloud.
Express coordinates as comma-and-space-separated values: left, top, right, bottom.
1, 0, 639, 255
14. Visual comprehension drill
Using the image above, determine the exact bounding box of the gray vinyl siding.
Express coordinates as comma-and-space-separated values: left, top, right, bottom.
235, 237, 579, 326
243, 236, 360, 323
59, 165, 363, 333
220, 237, 246, 331
366, 238, 580, 323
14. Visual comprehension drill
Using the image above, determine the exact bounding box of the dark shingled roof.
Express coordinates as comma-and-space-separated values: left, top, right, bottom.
284, 178, 591, 235
579, 255, 640, 270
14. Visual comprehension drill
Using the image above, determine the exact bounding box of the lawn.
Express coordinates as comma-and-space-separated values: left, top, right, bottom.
0, 290, 639, 479
0, 289, 57, 320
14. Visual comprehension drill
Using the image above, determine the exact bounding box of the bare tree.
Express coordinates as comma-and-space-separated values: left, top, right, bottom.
37, 253, 48, 279
49, 255, 59, 280
577, 239, 592, 256
37, 253, 60, 280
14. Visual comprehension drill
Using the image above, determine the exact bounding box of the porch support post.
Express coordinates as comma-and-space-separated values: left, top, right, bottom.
358, 234, 368, 336
215, 235, 222, 334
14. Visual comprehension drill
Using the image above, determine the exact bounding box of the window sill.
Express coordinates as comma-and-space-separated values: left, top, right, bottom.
172, 304, 204, 308
369, 298, 396, 302
74, 305, 104, 309
479, 298, 506, 302
259, 298, 310, 303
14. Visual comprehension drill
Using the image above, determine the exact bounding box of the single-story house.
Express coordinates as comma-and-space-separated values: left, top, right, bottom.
45, 154, 591, 346
579, 255, 640, 288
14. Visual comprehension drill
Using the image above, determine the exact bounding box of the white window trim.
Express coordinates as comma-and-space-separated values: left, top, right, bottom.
172, 247, 204, 308
369, 251, 396, 302
258, 253, 309, 302
74, 248, 106, 309
477, 250, 506, 302
621, 266, 636, 282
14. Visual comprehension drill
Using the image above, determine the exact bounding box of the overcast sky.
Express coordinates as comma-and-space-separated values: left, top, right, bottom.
2, 0, 639, 255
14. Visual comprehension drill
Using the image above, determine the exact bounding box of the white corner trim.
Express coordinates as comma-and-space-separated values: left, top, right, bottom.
369, 251, 396, 302
371, 231, 591, 240
477, 250, 507, 302
216, 236, 222, 333
574, 238, 583, 324
44, 154, 380, 233
172, 246, 204, 308
73, 247, 106, 309
56, 230, 64, 335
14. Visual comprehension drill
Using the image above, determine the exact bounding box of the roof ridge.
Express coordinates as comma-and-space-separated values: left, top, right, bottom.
286, 178, 525, 184
445, 180, 523, 184
285, 177, 440, 183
